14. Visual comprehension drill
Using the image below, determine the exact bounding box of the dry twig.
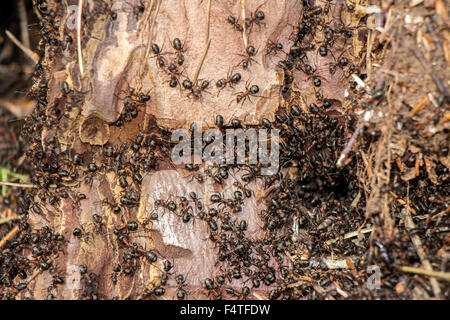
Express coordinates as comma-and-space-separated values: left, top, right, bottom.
402, 206, 442, 297
397, 266, 450, 282
77, 0, 84, 77
193, 39, 211, 85
206, 0, 212, 42
193, 0, 212, 85
337, 121, 365, 168
0, 216, 20, 225
252, 292, 268, 300
325, 226, 375, 245
18, 0, 30, 50
5, 30, 38, 63
0, 226, 20, 249
240, 0, 248, 48
0, 181, 36, 188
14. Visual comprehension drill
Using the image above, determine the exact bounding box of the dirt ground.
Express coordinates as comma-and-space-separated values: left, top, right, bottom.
0, 0, 448, 300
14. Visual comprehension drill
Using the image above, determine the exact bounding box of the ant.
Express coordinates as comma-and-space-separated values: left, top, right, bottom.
183, 79, 210, 100
227, 15, 244, 32
155, 198, 177, 212
235, 81, 260, 105
245, 3, 266, 32
210, 193, 239, 212
114, 221, 139, 238
99, 0, 117, 21
125, 0, 145, 21
102, 197, 121, 214
304, 6, 323, 19
233, 180, 252, 198
150, 43, 167, 69
327, 49, 351, 77
184, 163, 204, 183
215, 70, 242, 94
225, 286, 250, 299
178, 196, 195, 223
172, 37, 187, 66
92, 214, 105, 234
175, 274, 188, 300
160, 259, 174, 285
236, 45, 258, 69
72, 225, 91, 243
215, 114, 225, 128
164, 62, 185, 88
204, 278, 221, 299
265, 40, 284, 56
73, 193, 87, 208
111, 264, 121, 284
188, 191, 203, 210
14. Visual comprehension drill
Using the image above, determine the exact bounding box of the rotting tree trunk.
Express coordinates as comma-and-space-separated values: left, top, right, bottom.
2, 0, 448, 302
22, 0, 357, 300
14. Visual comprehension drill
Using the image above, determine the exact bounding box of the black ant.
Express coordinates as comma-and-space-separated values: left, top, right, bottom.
188, 191, 203, 211
215, 70, 242, 94
175, 274, 188, 300
165, 63, 185, 88
125, 0, 145, 21
183, 79, 210, 100
99, 0, 117, 21
184, 163, 204, 184
160, 259, 174, 286
236, 45, 258, 69
233, 180, 252, 198
214, 114, 226, 131
72, 225, 91, 243
225, 286, 250, 299
295, 58, 316, 75
304, 6, 323, 19
178, 196, 195, 223
227, 15, 244, 32
245, 3, 266, 32
102, 197, 121, 214
172, 38, 187, 66
117, 220, 139, 233
166, 62, 183, 77
92, 214, 105, 234
73, 193, 87, 208
235, 81, 260, 105
111, 264, 121, 284
150, 43, 167, 69
155, 198, 177, 212
327, 49, 351, 77
204, 278, 221, 299
265, 40, 284, 56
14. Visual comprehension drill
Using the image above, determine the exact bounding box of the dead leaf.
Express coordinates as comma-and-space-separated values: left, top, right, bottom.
415, 153, 423, 177
396, 158, 405, 172
424, 156, 439, 184
346, 257, 355, 269
443, 39, 450, 63
439, 155, 450, 168
401, 168, 417, 181
408, 97, 428, 118
435, 0, 449, 23
395, 282, 406, 294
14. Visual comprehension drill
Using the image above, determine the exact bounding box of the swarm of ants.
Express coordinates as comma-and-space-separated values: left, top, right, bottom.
0, 0, 448, 301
